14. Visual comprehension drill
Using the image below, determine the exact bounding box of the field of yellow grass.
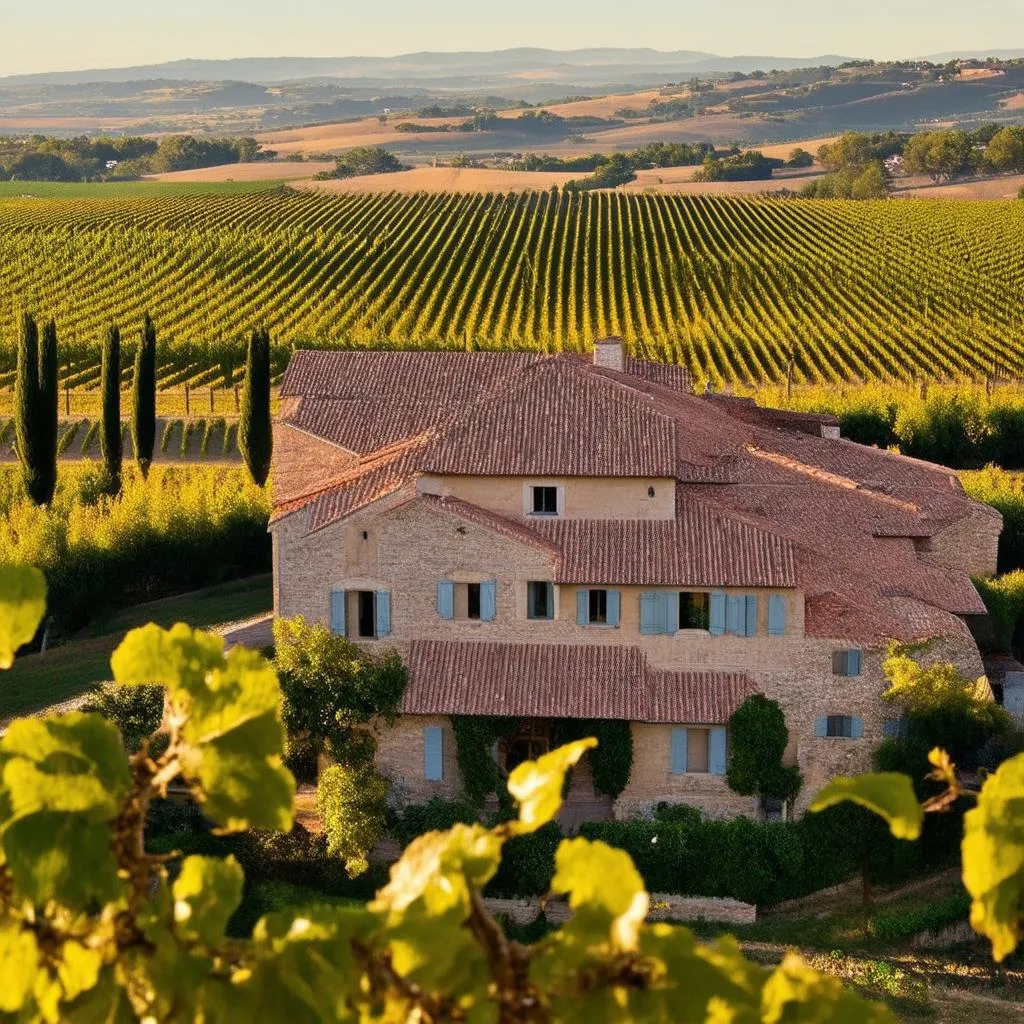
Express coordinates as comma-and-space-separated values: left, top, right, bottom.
147, 160, 335, 182
296, 166, 579, 194
253, 116, 469, 156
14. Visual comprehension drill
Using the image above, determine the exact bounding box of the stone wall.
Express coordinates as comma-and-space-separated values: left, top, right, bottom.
925, 500, 1002, 578
483, 894, 756, 926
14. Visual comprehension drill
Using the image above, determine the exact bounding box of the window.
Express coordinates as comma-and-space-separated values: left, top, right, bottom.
466, 582, 481, 620
670, 727, 728, 775
832, 649, 862, 676
436, 580, 496, 621
527, 581, 554, 620
577, 588, 620, 626
505, 721, 551, 772
345, 589, 391, 639
679, 592, 710, 630
356, 591, 376, 638
531, 486, 558, 516
816, 715, 863, 739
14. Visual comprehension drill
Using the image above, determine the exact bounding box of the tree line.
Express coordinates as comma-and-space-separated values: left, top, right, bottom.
0, 134, 272, 182
12, 314, 273, 503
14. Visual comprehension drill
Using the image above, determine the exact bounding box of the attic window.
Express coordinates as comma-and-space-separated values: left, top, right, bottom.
531, 486, 558, 516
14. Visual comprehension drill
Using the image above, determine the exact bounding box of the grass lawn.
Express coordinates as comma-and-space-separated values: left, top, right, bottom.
0, 180, 284, 199
0, 574, 272, 721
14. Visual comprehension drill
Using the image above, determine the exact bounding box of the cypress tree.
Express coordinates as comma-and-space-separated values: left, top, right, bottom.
239, 326, 272, 487
132, 313, 157, 477
36, 319, 59, 505
14, 313, 43, 504
100, 323, 122, 495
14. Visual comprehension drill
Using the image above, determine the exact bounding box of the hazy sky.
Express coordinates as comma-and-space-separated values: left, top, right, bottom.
1, 0, 1020, 76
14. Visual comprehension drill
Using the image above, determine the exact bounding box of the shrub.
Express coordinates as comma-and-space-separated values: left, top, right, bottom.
0, 464, 270, 634
726, 695, 802, 803
962, 466, 1024, 574
393, 796, 479, 846
487, 822, 562, 897
652, 802, 702, 827
974, 570, 1024, 653
893, 392, 988, 468
869, 893, 970, 942
317, 761, 390, 877
552, 718, 633, 798
837, 405, 898, 448
81, 682, 164, 753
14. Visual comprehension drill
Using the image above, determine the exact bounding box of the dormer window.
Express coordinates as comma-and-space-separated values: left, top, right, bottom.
532, 486, 558, 516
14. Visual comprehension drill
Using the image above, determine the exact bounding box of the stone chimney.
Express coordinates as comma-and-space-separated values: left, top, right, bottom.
593, 336, 624, 372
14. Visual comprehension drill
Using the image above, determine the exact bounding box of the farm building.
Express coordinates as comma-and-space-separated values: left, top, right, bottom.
268, 340, 1000, 820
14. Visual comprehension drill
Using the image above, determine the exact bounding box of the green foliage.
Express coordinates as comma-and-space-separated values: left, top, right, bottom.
985, 126, 1024, 174
450, 714, 517, 804
392, 795, 479, 847
14, 313, 47, 507
317, 760, 390, 877
36, 319, 58, 506
131, 313, 157, 477
695, 150, 777, 182
903, 129, 974, 182
0, 464, 270, 634
726, 694, 802, 802
81, 681, 165, 753
975, 569, 1024, 653
810, 774, 924, 840
239, 326, 272, 487
963, 466, 1024, 574
878, 647, 1012, 774
868, 892, 969, 941
552, 718, 633, 797
273, 615, 406, 761
313, 146, 408, 180
786, 147, 815, 167
0, 564, 45, 667
100, 322, 121, 495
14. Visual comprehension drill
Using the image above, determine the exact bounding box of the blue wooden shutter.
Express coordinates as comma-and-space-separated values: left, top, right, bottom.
607, 589, 621, 627
849, 649, 862, 676
709, 591, 726, 636
544, 583, 554, 620
851, 716, 864, 739
744, 595, 758, 637
709, 727, 727, 775
665, 592, 680, 634
330, 589, 346, 636
882, 719, 899, 739
424, 726, 444, 780
814, 716, 828, 737
577, 589, 589, 626
375, 591, 391, 637
726, 595, 743, 636
480, 580, 497, 621
768, 594, 786, 636
436, 580, 454, 620
670, 728, 688, 774
640, 591, 659, 634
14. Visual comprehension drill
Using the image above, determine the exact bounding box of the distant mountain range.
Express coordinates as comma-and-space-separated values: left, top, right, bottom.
0, 49, 860, 86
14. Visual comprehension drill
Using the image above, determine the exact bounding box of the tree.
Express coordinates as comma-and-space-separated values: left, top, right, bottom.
316, 760, 390, 877
0, 563, 1022, 1020
14, 312, 58, 506
903, 130, 973, 183
131, 313, 157, 477
984, 126, 1024, 174
239, 326, 272, 486
786, 147, 814, 168
726, 694, 802, 803
100, 323, 122, 494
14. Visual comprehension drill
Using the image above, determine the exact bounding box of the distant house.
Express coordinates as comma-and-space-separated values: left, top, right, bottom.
270, 341, 999, 819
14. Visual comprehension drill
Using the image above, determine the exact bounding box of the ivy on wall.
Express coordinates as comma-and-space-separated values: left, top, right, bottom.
553, 718, 634, 799
450, 715, 519, 805
726, 695, 802, 803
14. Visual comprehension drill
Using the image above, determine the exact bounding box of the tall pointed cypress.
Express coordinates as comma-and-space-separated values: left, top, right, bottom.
239, 326, 272, 487
100, 323, 122, 495
36, 319, 59, 505
132, 313, 157, 477
14, 313, 43, 504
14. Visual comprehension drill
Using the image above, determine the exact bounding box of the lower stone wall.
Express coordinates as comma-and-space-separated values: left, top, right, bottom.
483, 894, 756, 926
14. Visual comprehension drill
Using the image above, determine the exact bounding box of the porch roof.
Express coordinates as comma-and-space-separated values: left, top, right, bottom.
402, 640, 757, 724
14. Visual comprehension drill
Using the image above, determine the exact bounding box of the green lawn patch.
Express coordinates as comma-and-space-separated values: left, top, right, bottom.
1, 574, 271, 720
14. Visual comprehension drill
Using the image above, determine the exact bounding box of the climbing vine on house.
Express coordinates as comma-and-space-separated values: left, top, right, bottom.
552, 718, 634, 798
726, 695, 803, 803
450, 715, 518, 805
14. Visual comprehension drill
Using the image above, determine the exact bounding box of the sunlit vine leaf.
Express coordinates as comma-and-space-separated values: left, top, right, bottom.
810, 772, 923, 840
173, 855, 244, 947
762, 952, 894, 1023
962, 751, 1024, 961
0, 564, 46, 669
507, 737, 596, 833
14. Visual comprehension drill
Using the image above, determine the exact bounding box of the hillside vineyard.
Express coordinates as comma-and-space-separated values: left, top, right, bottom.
1, 188, 1023, 383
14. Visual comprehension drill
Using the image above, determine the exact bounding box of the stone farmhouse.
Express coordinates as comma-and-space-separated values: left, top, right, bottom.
269, 341, 1000, 820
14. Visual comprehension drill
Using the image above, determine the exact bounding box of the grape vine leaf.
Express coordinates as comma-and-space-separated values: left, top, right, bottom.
762, 952, 894, 1023
507, 737, 596, 833
112, 626, 294, 832
962, 751, 1024, 961
0, 920, 39, 1013
173, 855, 244, 947
0, 564, 46, 670
0, 713, 130, 907
809, 772, 923, 840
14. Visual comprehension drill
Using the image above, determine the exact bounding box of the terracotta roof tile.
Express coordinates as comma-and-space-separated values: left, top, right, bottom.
402, 640, 755, 723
